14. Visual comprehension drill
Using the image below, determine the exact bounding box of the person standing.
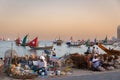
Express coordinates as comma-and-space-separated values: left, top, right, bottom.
92, 47, 96, 55
86, 47, 91, 54
52, 48, 56, 57
96, 48, 99, 54
0, 57, 4, 73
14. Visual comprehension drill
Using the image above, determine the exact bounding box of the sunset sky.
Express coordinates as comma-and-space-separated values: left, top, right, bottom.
0, 0, 120, 40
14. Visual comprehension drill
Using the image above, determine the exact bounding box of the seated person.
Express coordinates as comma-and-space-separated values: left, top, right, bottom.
92, 54, 105, 71
32, 59, 38, 72
52, 50, 56, 57
38, 58, 48, 76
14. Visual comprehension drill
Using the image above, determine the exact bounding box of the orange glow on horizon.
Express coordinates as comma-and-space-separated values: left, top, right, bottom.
0, 0, 120, 40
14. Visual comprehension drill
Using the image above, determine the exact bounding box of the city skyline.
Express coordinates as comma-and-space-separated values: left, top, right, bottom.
0, 0, 120, 40
117, 25, 120, 40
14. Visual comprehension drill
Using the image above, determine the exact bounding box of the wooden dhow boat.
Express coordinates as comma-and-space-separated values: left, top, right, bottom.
28, 37, 53, 50
98, 43, 120, 55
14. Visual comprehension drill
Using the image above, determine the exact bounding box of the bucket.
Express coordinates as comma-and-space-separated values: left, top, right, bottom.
56, 70, 61, 76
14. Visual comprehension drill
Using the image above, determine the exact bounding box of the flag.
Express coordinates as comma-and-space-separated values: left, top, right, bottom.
85, 39, 90, 46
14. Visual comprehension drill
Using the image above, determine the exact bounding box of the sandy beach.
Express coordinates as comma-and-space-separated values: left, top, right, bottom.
0, 69, 120, 80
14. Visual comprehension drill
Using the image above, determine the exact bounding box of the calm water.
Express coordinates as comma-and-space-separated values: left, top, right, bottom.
0, 41, 120, 58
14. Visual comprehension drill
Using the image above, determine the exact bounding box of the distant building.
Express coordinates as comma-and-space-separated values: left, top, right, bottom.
117, 25, 120, 40
111, 36, 117, 41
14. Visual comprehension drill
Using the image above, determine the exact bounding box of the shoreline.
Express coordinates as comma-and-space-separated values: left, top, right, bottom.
0, 68, 120, 80
46, 69, 120, 80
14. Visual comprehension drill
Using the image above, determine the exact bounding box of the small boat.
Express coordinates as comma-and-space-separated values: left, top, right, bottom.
101, 36, 114, 45
28, 37, 53, 50
30, 46, 53, 50
53, 36, 63, 46
53, 39, 63, 45
66, 37, 81, 47
66, 41, 81, 47
84, 39, 94, 46
103, 42, 114, 45
113, 42, 120, 47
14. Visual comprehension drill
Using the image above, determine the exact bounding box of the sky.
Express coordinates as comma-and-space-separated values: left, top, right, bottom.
0, 0, 120, 41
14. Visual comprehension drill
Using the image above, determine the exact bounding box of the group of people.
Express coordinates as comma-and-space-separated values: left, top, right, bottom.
4, 49, 60, 77
85, 46, 120, 71
86, 46, 99, 54
85, 46, 105, 71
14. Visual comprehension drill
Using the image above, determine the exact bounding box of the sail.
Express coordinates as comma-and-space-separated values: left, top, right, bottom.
58, 35, 60, 40
28, 37, 38, 47
15, 37, 21, 45
103, 36, 107, 43
70, 36, 73, 42
94, 38, 97, 44
85, 39, 90, 46
21, 34, 28, 46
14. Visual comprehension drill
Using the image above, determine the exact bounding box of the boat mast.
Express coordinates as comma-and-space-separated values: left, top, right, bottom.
10, 42, 13, 64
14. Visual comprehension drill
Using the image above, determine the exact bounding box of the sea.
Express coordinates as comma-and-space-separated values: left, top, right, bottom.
0, 41, 120, 58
